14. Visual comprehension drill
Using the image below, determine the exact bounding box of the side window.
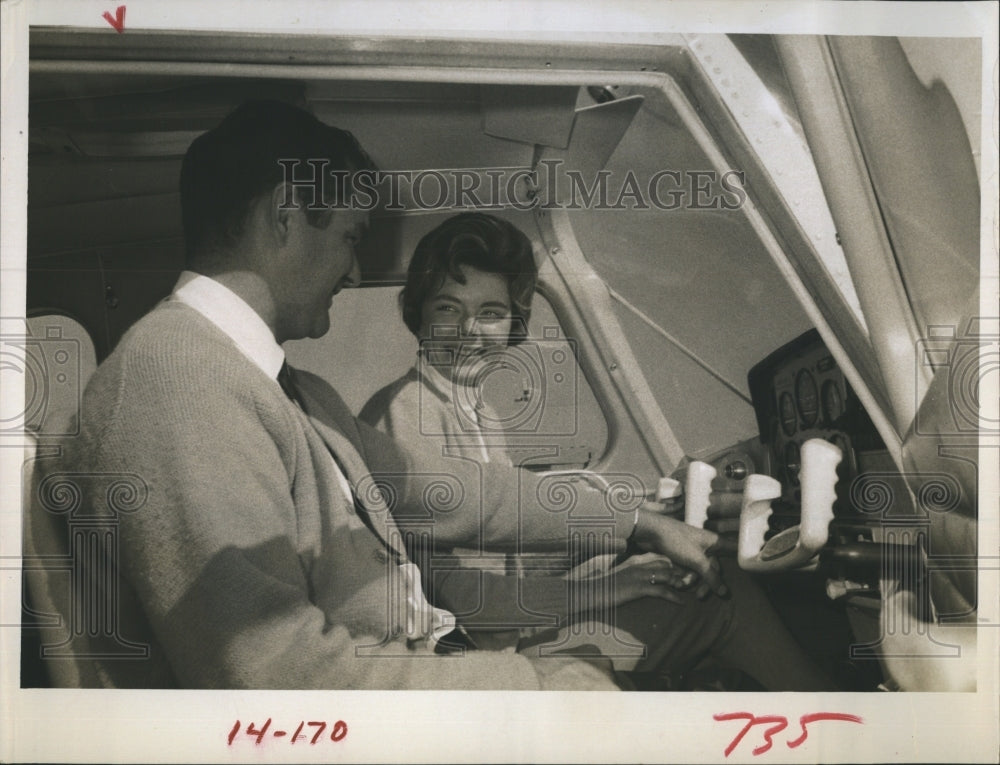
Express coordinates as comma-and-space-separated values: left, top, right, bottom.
284, 287, 608, 469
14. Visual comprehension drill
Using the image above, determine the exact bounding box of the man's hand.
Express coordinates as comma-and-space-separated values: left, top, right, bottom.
704, 489, 742, 555
630, 510, 729, 599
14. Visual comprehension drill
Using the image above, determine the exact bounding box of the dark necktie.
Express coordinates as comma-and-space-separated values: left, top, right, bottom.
277, 361, 304, 408
276, 360, 400, 564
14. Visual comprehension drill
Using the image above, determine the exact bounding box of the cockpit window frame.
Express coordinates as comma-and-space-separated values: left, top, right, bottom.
26, 26, 902, 471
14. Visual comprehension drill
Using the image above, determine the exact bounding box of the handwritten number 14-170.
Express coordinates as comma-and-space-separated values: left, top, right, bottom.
227, 719, 348, 745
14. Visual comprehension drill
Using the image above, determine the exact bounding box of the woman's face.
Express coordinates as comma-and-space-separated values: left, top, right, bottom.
418, 265, 514, 384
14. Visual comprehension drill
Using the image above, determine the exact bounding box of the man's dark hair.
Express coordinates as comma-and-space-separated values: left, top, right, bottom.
180, 99, 374, 267
400, 212, 537, 346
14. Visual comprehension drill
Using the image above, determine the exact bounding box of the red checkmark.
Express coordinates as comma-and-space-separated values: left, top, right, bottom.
102, 5, 126, 33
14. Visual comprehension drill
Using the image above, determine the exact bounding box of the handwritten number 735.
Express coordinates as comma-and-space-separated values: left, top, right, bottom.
714, 712, 863, 757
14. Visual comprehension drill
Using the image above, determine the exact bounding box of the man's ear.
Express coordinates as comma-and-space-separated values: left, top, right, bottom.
269, 182, 298, 244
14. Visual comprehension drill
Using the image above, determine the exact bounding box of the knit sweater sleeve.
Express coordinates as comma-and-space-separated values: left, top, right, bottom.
352, 380, 634, 555
74, 312, 564, 690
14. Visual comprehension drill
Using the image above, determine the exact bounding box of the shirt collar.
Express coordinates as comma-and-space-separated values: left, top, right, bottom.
171, 271, 285, 381
415, 353, 483, 416
415, 354, 456, 402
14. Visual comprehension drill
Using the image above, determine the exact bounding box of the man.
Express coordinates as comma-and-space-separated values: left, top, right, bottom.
31, 100, 733, 690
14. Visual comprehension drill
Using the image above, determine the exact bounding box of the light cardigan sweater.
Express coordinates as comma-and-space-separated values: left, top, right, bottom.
361, 366, 615, 644
38, 299, 635, 689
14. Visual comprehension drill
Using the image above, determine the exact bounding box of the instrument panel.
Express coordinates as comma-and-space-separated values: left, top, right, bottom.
748, 329, 884, 527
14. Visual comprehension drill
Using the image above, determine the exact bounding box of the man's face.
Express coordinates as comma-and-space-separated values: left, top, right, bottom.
276, 204, 368, 342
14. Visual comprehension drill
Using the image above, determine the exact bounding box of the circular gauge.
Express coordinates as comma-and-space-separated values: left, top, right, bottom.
821, 379, 843, 425
783, 440, 801, 486
779, 392, 797, 436
795, 369, 819, 428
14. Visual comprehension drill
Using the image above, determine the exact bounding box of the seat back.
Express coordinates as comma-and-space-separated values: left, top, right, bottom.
22, 432, 106, 687
19, 315, 106, 687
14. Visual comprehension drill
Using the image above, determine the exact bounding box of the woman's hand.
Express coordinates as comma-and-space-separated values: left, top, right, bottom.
576, 552, 696, 608
607, 552, 697, 605
631, 511, 729, 599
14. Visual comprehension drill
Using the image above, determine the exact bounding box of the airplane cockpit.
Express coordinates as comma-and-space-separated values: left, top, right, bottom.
14, 25, 989, 696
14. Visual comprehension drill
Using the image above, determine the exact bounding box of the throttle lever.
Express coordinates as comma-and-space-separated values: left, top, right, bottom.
738, 438, 842, 572
684, 461, 717, 529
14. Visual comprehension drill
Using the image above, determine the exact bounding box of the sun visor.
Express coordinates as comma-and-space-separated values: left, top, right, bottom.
536, 94, 645, 208
481, 85, 580, 149
564, 95, 644, 179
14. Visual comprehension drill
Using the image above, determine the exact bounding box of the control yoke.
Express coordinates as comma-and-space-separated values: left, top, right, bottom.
737, 438, 842, 571
683, 461, 717, 529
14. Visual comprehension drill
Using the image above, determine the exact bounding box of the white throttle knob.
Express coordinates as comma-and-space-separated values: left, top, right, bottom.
684, 461, 717, 528
737, 474, 782, 569
799, 438, 842, 550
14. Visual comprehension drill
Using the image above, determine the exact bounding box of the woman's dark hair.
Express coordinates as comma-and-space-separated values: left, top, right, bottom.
400, 213, 537, 345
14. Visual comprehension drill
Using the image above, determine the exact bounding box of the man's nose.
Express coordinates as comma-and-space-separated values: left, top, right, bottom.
343, 252, 362, 288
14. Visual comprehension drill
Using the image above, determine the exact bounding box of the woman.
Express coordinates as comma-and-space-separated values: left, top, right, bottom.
361, 212, 834, 689
361, 211, 534, 467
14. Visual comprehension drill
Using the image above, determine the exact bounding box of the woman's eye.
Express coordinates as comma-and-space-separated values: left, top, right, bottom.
479, 310, 508, 321
433, 304, 458, 314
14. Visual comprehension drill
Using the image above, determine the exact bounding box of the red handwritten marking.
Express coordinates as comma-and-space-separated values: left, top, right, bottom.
245, 718, 271, 745
714, 713, 788, 757
787, 713, 863, 748
714, 712, 863, 757
102, 5, 126, 33
227, 720, 348, 746
307, 721, 327, 745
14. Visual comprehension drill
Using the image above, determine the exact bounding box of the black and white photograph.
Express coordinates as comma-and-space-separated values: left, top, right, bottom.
1, 1, 997, 762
